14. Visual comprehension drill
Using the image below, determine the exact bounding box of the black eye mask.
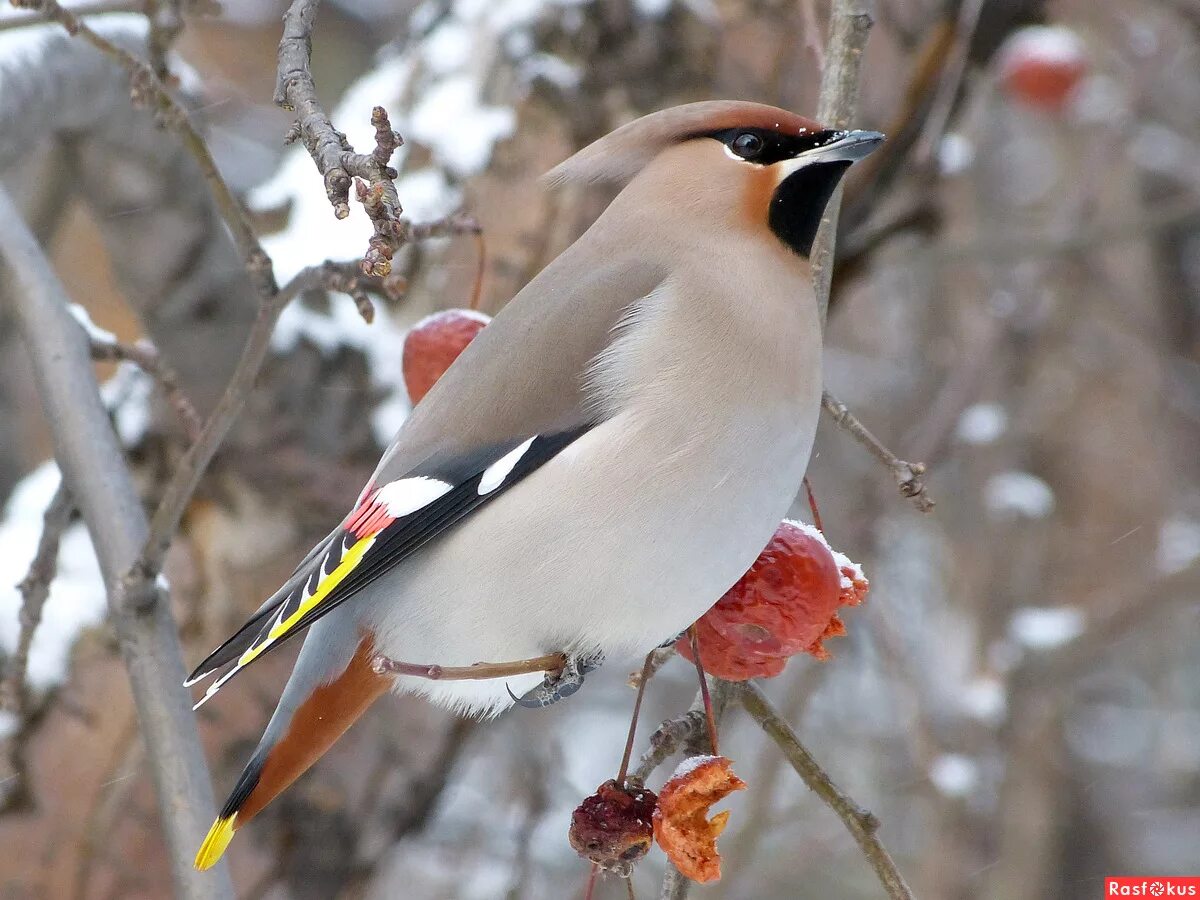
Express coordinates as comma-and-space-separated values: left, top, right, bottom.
706, 127, 846, 164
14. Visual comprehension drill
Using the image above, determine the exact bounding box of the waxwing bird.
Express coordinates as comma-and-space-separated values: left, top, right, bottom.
189, 100, 883, 868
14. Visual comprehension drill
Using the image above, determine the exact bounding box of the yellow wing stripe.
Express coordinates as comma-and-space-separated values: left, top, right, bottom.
236, 534, 377, 669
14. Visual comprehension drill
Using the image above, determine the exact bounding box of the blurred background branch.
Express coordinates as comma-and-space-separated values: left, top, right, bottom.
0, 184, 234, 898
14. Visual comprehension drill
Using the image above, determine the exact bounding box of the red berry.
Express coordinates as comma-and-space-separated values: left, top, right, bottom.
677, 520, 868, 680
676, 619, 788, 681
569, 779, 658, 875
401, 309, 490, 404
997, 26, 1087, 113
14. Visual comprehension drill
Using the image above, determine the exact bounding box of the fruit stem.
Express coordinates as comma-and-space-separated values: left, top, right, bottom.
468, 231, 487, 312
687, 626, 719, 754
803, 476, 824, 533
616, 652, 656, 785
583, 863, 599, 900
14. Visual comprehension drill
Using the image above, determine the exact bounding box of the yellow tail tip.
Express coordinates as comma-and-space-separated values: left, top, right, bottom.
194, 813, 237, 870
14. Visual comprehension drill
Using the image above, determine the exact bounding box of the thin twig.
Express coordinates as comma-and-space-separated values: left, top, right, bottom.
0, 480, 74, 715
87, 334, 203, 442
369, 652, 567, 681
0, 0, 141, 30
658, 866, 691, 900
687, 627, 719, 754
25, 0, 277, 301
799, 0, 825, 71
737, 681, 914, 900
145, 0, 184, 82
616, 653, 657, 785
911, 0, 984, 168
120, 253, 406, 608
275, 0, 408, 275
627, 645, 675, 689
631, 710, 707, 783
822, 389, 934, 512
802, 475, 824, 531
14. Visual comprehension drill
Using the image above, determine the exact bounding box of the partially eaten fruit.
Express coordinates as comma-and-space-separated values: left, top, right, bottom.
677, 520, 868, 679
569, 778, 658, 876
653, 755, 746, 883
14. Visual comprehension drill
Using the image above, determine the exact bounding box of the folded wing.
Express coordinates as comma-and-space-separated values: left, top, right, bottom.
185, 427, 590, 708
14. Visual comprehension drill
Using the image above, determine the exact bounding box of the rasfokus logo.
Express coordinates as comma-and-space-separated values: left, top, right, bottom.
1106, 878, 1200, 897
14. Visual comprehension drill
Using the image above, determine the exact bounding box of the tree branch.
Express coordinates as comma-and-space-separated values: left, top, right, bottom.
122, 260, 363, 597
822, 389, 934, 512
810, 0, 875, 326
85, 330, 204, 442
0, 0, 140, 31
275, 0, 407, 276
0, 184, 234, 899
21, 0, 277, 302
631, 710, 707, 783
0, 479, 73, 716
737, 681, 914, 900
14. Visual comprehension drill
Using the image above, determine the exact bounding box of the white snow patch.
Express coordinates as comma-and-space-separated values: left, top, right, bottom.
520, 53, 582, 89
830, 549, 864, 591
0, 463, 107, 693
1009, 606, 1084, 650
1130, 123, 1200, 182
929, 754, 978, 797
984, 470, 1055, 520
422, 20, 476, 74
1072, 74, 1129, 125
68, 304, 117, 343
671, 754, 719, 780
956, 403, 1007, 445
271, 293, 415, 447
960, 676, 1007, 725
786, 518, 833, 552
788, 519, 864, 589
938, 133, 974, 176
1157, 515, 1200, 575
409, 75, 516, 177
99, 362, 154, 446
396, 168, 460, 224
635, 0, 673, 16
0, 14, 145, 67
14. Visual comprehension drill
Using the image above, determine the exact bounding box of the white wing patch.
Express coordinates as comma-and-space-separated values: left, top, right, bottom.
376, 476, 453, 516
478, 438, 535, 494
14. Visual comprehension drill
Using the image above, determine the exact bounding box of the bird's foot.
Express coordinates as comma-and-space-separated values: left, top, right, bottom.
509, 650, 604, 709
657, 629, 687, 650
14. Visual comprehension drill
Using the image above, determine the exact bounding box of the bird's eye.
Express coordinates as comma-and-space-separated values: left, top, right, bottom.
730, 131, 765, 160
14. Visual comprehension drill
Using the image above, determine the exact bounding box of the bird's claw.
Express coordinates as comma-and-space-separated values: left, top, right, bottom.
509, 650, 604, 709
657, 629, 687, 650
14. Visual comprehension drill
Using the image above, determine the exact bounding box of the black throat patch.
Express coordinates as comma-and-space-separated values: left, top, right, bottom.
768, 161, 852, 257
